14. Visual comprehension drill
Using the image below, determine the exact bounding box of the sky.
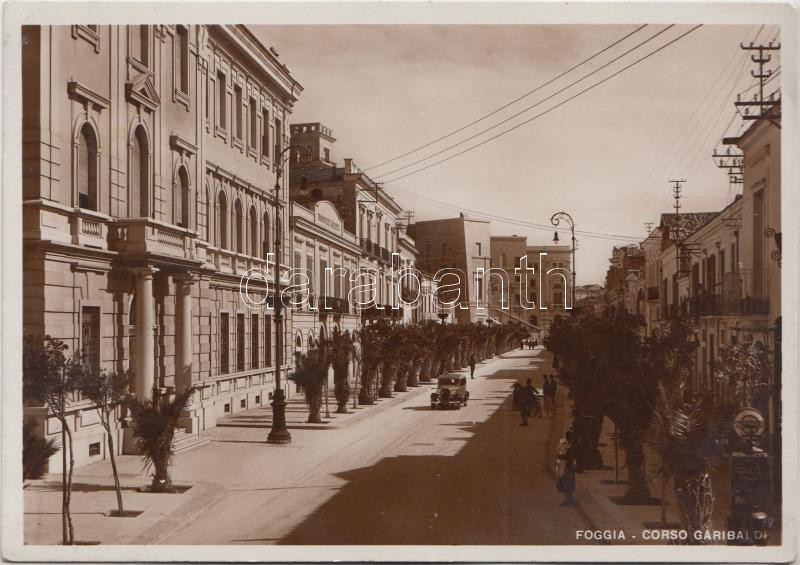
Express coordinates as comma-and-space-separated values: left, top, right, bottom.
254, 24, 780, 285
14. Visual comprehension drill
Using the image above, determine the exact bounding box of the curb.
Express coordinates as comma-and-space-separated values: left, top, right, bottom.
546, 389, 627, 544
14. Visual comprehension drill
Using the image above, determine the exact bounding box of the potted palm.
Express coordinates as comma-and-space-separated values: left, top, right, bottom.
127, 387, 194, 493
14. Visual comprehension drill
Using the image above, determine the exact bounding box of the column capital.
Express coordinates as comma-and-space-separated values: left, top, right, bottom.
172, 271, 200, 285
130, 265, 159, 279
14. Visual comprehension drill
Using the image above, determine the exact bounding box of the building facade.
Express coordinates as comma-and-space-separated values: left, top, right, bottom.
408, 215, 492, 325
22, 24, 302, 467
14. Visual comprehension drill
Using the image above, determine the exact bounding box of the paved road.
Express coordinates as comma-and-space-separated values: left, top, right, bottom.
161, 348, 588, 545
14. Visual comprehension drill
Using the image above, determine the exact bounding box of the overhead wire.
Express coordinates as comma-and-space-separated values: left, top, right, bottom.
382, 25, 704, 184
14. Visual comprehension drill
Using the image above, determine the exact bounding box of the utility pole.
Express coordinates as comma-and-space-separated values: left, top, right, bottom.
644, 222, 654, 238
669, 179, 686, 291
735, 42, 781, 128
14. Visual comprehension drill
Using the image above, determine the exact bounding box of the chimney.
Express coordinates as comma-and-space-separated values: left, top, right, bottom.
344, 158, 352, 174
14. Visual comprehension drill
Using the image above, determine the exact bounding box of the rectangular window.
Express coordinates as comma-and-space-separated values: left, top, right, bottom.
294, 251, 302, 270
323, 147, 330, 162
89, 442, 101, 457
334, 265, 342, 298
217, 72, 227, 130
237, 313, 245, 372
176, 26, 189, 95
251, 313, 259, 369
476, 242, 482, 256
249, 98, 257, 149
234, 85, 243, 140
220, 313, 229, 374
204, 73, 209, 119
81, 306, 100, 371
132, 25, 148, 66
306, 256, 314, 294
274, 118, 282, 157
261, 109, 270, 158
319, 260, 328, 297
265, 315, 272, 367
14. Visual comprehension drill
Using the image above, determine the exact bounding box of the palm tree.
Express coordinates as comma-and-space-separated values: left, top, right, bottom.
127, 387, 194, 493
650, 382, 718, 543
23, 418, 59, 483
327, 328, 354, 413
289, 346, 330, 423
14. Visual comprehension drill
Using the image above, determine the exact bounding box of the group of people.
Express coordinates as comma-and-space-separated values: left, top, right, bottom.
511, 374, 558, 425
522, 338, 539, 349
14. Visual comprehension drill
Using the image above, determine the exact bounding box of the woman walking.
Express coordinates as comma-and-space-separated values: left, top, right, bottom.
555, 431, 577, 506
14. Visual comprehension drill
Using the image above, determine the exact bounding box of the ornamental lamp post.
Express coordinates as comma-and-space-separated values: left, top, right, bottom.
550, 211, 576, 309
267, 144, 310, 445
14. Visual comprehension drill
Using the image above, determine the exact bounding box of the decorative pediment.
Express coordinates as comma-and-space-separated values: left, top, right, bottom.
125, 75, 160, 112
67, 81, 110, 110
170, 134, 198, 156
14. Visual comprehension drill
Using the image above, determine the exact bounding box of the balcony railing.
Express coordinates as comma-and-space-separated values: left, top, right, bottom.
318, 296, 350, 314
682, 271, 771, 317
109, 217, 197, 261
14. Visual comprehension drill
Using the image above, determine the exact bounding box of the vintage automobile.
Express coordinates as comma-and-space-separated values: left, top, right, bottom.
431, 375, 469, 409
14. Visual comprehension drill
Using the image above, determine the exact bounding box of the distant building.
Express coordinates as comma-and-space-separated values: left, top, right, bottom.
407, 215, 491, 324
488, 235, 573, 336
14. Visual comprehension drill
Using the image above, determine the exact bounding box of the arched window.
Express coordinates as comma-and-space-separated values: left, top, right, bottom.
234, 199, 244, 254
217, 191, 228, 249
130, 126, 149, 217
249, 206, 258, 258
262, 211, 271, 258
77, 123, 98, 210
176, 166, 190, 228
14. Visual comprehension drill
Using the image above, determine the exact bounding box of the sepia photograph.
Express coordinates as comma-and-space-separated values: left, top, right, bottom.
2, 2, 796, 562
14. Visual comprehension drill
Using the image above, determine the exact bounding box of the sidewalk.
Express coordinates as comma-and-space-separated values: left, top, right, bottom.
548, 390, 741, 545
23, 362, 469, 545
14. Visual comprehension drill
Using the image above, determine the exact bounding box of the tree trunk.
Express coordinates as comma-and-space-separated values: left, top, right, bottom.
394, 365, 409, 392
334, 378, 350, 413
64, 424, 75, 544
103, 412, 124, 514
623, 442, 651, 503
358, 367, 375, 405
407, 364, 420, 387
675, 473, 714, 544
61, 426, 68, 545
379, 365, 395, 398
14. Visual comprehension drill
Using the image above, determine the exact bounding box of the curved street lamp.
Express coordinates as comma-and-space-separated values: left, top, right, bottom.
267, 144, 311, 445
550, 211, 576, 309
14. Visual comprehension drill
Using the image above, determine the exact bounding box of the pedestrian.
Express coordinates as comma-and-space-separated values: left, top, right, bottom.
544, 375, 556, 416
512, 382, 522, 411
520, 378, 539, 425
469, 352, 477, 379
556, 431, 577, 506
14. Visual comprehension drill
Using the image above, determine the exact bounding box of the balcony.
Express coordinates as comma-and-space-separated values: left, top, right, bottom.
380, 247, 390, 262
683, 271, 771, 317
109, 217, 198, 262
318, 296, 350, 315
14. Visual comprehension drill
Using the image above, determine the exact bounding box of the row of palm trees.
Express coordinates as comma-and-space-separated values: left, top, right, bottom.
544, 309, 773, 543
290, 320, 527, 423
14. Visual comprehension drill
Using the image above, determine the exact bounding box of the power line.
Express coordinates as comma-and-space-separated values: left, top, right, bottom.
386, 183, 641, 242
607, 24, 763, 230
375, 25, 676, 180
599, 25, 758, 232
382, 25, 704, 184
363, 24, 649, 172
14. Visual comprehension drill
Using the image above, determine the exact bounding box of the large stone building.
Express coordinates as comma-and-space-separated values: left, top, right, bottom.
407, 215, 492, 324
488, 236, 573, 336
289, 123, 408, 317
22, 25, 302, 467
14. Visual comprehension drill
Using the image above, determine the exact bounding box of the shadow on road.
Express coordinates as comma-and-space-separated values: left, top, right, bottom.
278, 367, 587, 545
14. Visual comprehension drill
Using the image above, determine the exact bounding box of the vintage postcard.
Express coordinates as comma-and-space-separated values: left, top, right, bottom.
2, 1, 797, 562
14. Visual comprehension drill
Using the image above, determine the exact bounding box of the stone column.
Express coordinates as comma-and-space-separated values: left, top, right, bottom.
132, 266, 158, 401
174, 273, 195, 394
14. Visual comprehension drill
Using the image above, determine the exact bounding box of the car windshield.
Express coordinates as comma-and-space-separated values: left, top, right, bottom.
439, 378, 458, 385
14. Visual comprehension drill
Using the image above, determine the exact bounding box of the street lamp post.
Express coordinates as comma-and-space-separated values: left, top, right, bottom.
550, 211, 576, 308
267, 144, 309, 445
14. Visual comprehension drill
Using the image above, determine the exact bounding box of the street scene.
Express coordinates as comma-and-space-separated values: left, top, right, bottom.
13, 16, 786, 558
